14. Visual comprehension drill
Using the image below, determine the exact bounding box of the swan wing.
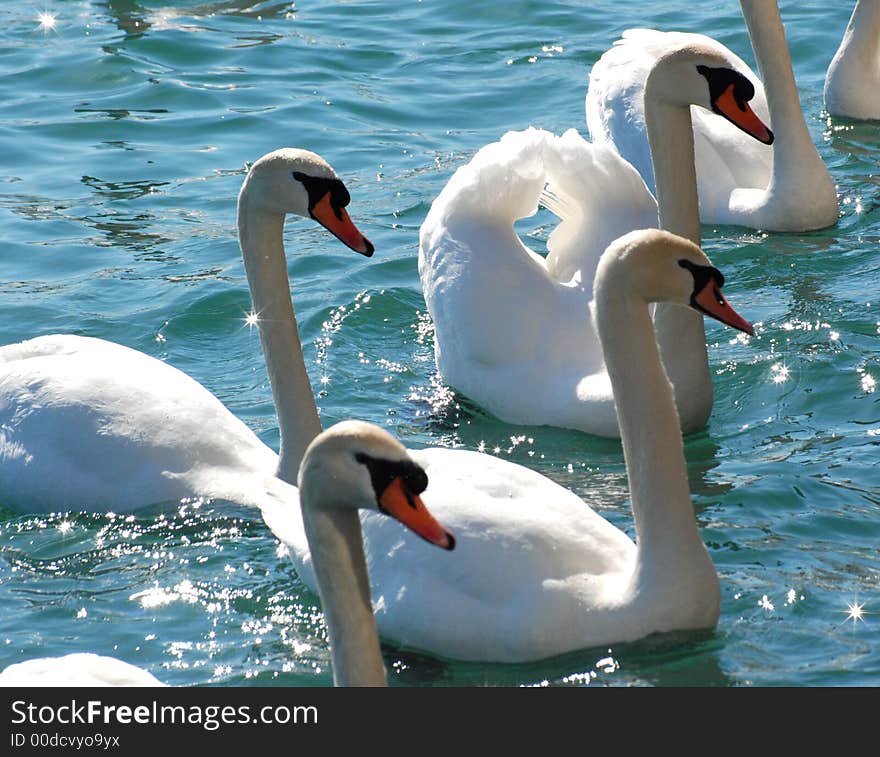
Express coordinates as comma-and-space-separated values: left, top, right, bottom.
542, 128, 658, 285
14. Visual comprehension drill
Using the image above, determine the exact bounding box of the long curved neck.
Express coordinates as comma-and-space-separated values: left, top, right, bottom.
643, 92, 712, 430
740, 0, 825, 190
830, 1, 880, 78
300, 507, 386, 687
829, 0, 880, 80
238, 193, 322, 483
841, 0, 880, 55
596, 280, 705, 560
645, 101, 701, 244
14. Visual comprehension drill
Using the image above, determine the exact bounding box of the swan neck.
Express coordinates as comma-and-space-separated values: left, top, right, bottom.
300, 507, 386, 687
238, 195, 322, 483
644, 97, 700, 244
833, 1, 880, 64
596, 286, 702, 553
643, 93, 711, 426
824, 1, 880, 124
740, 0, 817, 169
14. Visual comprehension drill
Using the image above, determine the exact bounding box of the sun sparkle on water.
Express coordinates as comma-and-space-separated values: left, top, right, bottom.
842, 601, 867, 626
37, 12, 57, 31
770, 363, 790, 385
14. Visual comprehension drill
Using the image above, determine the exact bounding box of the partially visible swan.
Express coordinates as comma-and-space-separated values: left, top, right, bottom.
420, 39, 771, 436
824, 0, 880, 120
0, 653, 166, 687
587, 0, 838, 231
268, 228, 755, 662
0, 149, 373, 513
0, 422, 455, 687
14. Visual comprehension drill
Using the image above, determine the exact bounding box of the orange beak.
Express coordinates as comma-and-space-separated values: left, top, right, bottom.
379, 477, 455, 551
693, 281, 754, 336
714, 84, 774, 145
311, 192, 374, 256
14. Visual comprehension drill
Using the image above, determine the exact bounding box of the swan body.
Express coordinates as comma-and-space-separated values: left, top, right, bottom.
0, 653, 166, 687
268, 229, 755, 663
587, 1, 838, 231
0, 334, 289, 513
825, 0, 880, 120
421, 40, 771, 437
0, 149, 373, 514
418, 127, 657, 437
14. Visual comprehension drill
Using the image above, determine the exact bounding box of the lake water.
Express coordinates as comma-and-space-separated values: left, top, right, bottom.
1, 0, 878, 687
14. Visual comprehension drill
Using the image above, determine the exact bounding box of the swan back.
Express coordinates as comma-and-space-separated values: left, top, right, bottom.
421, 127, 551, 229
0, 653, 166, 687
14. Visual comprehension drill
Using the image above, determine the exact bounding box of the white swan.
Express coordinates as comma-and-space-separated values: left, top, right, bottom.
269, 228, 755, 663
419, 40, 771, 437
825, 0, 880, 120
0, 422, 455, 687
587, 0, 838, 231
0, 149, 373, 514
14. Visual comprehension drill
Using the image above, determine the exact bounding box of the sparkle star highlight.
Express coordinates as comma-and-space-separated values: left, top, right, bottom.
37, 12, 57, 31
843, 601, 867, 626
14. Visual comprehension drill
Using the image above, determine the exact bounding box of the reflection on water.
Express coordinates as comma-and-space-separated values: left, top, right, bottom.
74, 107, 169, 121
387, 627, 732, 687
81, 175, 173, 254
0, 182, 175, 258
102, 0, 298, 41
103, 0, 150, 39
81, 175, 168, 201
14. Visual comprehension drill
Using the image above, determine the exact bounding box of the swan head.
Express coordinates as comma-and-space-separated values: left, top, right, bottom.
595, 228, 754, 336
646, 45, 774, 146
240, 148, 374, 256
298, 420, 455, 551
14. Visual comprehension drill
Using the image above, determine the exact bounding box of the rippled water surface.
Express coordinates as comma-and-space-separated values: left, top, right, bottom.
1, 1, 879, 687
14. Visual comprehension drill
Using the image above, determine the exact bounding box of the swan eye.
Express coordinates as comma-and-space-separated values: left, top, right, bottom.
696, 65, 755, 110
355, 452, 428, 502
678, 258, 725, 294
292, 171, 351, 220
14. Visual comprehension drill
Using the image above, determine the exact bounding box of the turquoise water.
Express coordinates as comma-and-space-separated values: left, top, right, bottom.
1, 0, 879, 687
